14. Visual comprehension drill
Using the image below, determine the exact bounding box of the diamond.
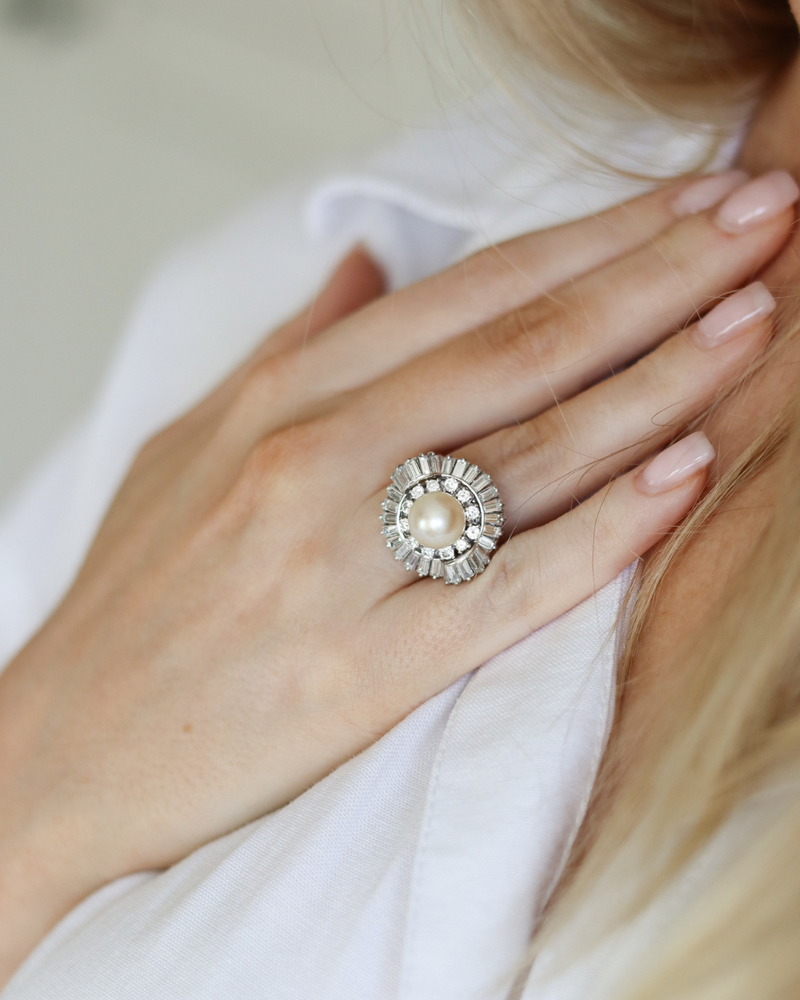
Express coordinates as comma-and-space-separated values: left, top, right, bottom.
470, 547, 490, 570
426, 479, 441, 491
417, 556, 432, 576
421, 547, 435, 558
402, 499, 414, 513
392, 467, 410, 490
466, 525, 481, 541
400, 518, 410, 532
405, 551, 421, 571
455, 537, 469, 553
444, 477, 458, 493
430, 558, 443, 578
444, 563, 461, 584
456, 489, 471, 504
466, 505, 480, 522
439, 546, 455, 560
404, 458, 421, 481
410, 485, 425, 499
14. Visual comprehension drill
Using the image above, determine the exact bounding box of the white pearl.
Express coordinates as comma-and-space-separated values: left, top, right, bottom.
407, 491, 466, 549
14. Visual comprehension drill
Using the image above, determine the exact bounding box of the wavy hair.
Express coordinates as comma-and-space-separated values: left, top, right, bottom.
451, 2, 800, 997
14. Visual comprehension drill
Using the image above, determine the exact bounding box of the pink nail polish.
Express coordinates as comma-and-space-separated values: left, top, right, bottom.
715, 170, 800, 233
671, 170, 749, 217
637, 432, 715, 495
692, 282, 776, 348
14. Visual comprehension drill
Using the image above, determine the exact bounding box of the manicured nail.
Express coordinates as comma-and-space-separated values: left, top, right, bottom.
692, 282, 776, 348
637, 432, 715, 495
671, 170, 749, 217
715, 170, 800, 233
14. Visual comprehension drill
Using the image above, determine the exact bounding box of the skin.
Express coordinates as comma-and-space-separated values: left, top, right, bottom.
619, 19, 800, 752
1, 15, 800, 988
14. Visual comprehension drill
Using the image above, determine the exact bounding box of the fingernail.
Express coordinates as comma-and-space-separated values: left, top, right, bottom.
714, 170, 800, 233
637, 432, 715, 495
671, 170, 749, 217
692, 282, 776, 348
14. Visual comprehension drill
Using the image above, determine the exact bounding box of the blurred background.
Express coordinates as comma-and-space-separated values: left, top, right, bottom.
0, 0, 457, 506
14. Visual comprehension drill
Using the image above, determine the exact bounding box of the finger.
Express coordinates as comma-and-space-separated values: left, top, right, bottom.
144, 248, 386, 461
375, 435, 714, 694
257, 171, 748, 401
342, 172, 798, 480
464, 281, 776, 530
253, 247, 386, 360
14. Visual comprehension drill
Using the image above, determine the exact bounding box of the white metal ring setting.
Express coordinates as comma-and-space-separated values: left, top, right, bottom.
380, 452, 505, 584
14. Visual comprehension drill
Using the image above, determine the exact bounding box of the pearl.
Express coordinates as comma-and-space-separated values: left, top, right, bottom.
407, 491, 466, 549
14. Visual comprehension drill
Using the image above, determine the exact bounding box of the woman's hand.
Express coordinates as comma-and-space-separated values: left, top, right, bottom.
0, 168, 796, 981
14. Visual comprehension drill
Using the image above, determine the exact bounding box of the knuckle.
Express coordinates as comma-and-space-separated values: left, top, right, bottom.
131, 421, 183, 471
236, 356, 290, 412
499, 413, 563, 482
490, 301, 570, 385
485, 541, 542, 622
463, 241, 545, 297
495, 414, 577, 517
226, 421, 328, 517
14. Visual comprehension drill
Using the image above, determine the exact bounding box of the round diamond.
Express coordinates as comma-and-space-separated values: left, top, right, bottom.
426, 479, 441, 491
455, 537, 469, 553
444, 477, 458, 493
410, 485, 425, 499
466, 505, 480, 522
421, 547, 435, 558
466, 525, 481, 540
456, 489, 471, 504
439, 546, 455, 560
400, 518, 410, 531
402, 499, 414, 513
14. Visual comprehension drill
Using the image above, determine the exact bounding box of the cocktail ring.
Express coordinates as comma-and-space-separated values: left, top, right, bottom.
380, 452, 505, 584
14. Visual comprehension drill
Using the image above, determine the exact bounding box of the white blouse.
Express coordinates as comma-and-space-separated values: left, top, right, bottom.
0, 95, 735, 999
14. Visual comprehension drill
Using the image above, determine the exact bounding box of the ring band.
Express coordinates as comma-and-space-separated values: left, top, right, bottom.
381, 452, 505, 584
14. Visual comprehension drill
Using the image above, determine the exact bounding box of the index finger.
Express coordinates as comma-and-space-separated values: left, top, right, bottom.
288, 171, 749, 396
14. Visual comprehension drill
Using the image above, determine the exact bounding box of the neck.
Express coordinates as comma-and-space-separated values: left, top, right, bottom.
740, 52, 800, 177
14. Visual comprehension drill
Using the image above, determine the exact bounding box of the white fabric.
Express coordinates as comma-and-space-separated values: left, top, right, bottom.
0, 96, 735, 998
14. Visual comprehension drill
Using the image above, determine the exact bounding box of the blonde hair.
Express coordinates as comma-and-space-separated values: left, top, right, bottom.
460, 0, 796, 119
450, 1, 800, 997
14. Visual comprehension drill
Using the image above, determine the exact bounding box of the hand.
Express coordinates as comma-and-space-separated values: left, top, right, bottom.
0, 168, 795, 982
